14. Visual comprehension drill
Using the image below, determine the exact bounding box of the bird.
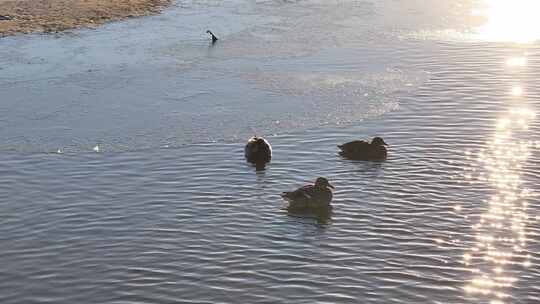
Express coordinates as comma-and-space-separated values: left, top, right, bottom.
281, 177, 334, 210
245, 136, 272, 167
206, 30, 218, 43
338, 136, 388, 161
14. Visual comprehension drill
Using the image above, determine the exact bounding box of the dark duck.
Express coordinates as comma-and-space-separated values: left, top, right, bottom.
281, 177, 335, 210
338, 136, 388, 161
245, 136, 272, 166
206, 30, 218, 44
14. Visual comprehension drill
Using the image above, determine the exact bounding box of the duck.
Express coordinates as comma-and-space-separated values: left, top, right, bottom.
206, 30, 218, 44
338, 136, 388, 161
281, 177, 334, 210
245, 136, 272, 166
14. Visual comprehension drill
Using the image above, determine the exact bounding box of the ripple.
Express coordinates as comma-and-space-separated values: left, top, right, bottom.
1, 2, 540, 304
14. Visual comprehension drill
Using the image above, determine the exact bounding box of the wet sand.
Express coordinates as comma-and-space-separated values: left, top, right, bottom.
0, 0, 170, 36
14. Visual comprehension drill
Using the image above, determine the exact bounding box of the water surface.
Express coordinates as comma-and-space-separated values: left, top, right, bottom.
1, 0, 539, 303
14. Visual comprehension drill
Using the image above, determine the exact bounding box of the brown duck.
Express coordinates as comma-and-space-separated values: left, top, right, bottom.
245, 136, 272, 165
281, 177, 334, 210
338, 137, 388, 161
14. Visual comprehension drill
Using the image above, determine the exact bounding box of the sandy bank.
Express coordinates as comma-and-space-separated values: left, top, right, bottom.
0, 0, 171, 37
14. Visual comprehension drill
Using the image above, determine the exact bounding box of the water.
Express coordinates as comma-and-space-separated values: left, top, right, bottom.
1, 0, 539, 303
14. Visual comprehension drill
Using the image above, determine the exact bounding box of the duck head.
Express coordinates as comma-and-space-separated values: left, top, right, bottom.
248, 137, 265, 152
371, 137, 388, 146
315, 177, 334, 190
255, 137, 266, 145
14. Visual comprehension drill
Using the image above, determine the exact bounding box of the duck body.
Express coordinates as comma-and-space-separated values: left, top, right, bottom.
206, 30, 218, 43
245, 136, 272, 165
338, 137, 388, 161
281, 177, 334, 210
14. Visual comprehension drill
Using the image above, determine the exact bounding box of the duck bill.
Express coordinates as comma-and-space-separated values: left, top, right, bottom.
382, 140, 389, 146
328, 183, 335, 189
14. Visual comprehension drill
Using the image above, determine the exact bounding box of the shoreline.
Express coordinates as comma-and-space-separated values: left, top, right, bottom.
0, 0, 171, 37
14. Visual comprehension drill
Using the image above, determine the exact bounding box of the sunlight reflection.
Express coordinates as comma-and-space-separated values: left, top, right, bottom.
511, 86, 522, 96
475, 0, 540, 43
506, 57, 527, 67
463, 80, 535, 301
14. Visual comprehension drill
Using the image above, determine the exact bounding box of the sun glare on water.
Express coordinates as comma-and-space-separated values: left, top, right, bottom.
476, 0, 540, 43
460, 40, 536, 302
478, 0, 540, 43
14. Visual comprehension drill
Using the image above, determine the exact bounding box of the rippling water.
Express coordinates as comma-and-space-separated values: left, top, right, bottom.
1, 0, 539, 303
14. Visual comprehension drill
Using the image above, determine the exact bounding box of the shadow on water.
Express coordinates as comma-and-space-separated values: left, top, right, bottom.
338, 156, 386, 174
244, 161, 269, 172
286, 205, 333, 226
254, 162, 268, 171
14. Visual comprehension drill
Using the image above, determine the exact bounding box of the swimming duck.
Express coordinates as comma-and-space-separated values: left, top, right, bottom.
281, 177, 334, 210
245, 136, 272, 165
206, 30, 218, 43
338, 136, 388, 161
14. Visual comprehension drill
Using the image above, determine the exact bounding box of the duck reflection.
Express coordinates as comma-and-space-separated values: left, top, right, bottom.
254, 162, 268, 171
286, 205, 333, 226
